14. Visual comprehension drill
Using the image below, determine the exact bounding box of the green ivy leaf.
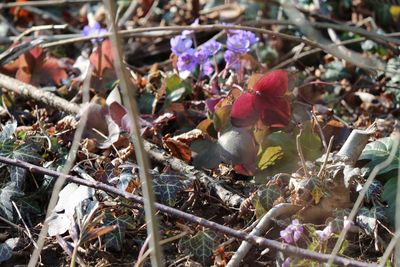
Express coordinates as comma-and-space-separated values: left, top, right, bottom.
153, 174, 186, 206
359, 137, 400, 176
103, 213, 135, 251
179, 230, 218, 265
0, 121, 17, 142
0, 140, 40, 189
257, 184, 281, 211
0, 182, 24, 220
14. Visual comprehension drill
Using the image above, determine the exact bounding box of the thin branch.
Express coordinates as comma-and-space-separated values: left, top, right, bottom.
0, 155, 377, 267
0, 0, 100, 8
103, 1, 164, 266
42, 24, 321, 48
0, 73, 80, 114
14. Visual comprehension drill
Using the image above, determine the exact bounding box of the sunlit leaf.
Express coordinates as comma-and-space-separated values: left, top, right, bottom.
359, 137, 400, 177
257, 146, 283, 170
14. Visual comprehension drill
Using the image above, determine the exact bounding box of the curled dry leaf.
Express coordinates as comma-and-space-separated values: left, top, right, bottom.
163, 129, 204, 163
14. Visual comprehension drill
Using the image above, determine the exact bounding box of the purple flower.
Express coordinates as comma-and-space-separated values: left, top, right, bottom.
316, 223, 332, 242
171, 35, 193, 55
229, 30, 259, 46
202, 40, 222, 56
280, 228, 294, 244
177, 49, 197, 72
226, 34, 250, 54
224, 50, 240, 70
82, 22, 107, 43
280, 219, 304, 244
195, 49, 209, 64
182, 18, 199, 36
282, 257, 291, 267
202, 60, 214, 76
288, 219, 304, 242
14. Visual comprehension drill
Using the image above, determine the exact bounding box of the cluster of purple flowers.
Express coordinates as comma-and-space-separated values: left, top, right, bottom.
171, 33, 221, 76
170, 23, 259, 76
280, 219, 304, 244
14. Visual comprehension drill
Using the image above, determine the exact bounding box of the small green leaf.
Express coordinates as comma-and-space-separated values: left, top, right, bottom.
298, 121, 322, 160
179, 230, 218, 265
166, 74, 182, 93
257, 146, 283, 170
359, 137, 400, 177
167, 87, 186, 102
153, 174, 186, 206
103, 213, 135, 251
191, 139, 221, 169
255, 131, 298, 183
256, 184, 281, 211
213, 105, 232, 133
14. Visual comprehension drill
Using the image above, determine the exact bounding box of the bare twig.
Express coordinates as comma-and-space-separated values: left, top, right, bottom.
0, 155, 377, 267
0, 73, 80, 114
14, 24, 68, 43
0, 0, 100, 8
103, 1, 164, 266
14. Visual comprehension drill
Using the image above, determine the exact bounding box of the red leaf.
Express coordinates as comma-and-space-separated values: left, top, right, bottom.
15, 46, 68, 86
230, 92, 260, 127
254, 70, 288, 98
259, 98, 291, 127
89, 40, 114, 78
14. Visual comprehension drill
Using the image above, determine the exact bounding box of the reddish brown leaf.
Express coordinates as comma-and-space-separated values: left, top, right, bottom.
259, 98, 291, 127
14, 46, 68, 86
163, 137, 192, 163
89, 39, 114, 78
254, 70, 288, 98
230, 92, 260, 127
